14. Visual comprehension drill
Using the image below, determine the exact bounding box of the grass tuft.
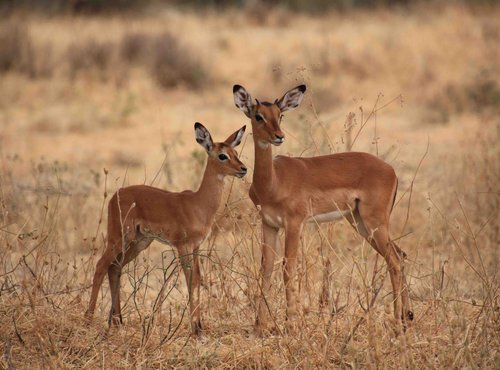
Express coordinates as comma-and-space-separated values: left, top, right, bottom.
149, 31, 209, 89
0, 19, 53, 78
66, 38, 114, 80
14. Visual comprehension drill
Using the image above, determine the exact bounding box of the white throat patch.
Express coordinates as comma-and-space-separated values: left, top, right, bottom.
257, 141, 270, 149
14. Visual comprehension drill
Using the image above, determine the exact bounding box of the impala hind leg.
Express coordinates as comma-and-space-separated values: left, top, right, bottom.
255, 223, 279, 335
389, 240, 412, 322
178, 244, 202, 337
349, 208, 413, 323
108, 262, 123, 326
373, 227, 403, 322
108, 238, 153, 326
86, 236, 122, 321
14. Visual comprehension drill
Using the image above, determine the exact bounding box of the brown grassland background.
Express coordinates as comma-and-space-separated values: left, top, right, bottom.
0, 1, 499, 368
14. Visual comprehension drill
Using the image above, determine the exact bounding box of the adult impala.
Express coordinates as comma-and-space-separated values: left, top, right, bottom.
85, 123, 247, 336
233, 84, 413, 334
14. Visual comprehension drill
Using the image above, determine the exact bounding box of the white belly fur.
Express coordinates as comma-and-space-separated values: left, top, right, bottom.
306, 209, 351, 224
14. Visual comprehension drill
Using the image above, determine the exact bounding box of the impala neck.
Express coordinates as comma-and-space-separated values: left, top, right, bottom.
252, 140, 275, 194
194, 159, 224, 215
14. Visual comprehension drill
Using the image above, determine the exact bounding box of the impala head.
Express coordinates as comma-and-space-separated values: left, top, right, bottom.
194, 122, 247, 178
233, 84, 306, 147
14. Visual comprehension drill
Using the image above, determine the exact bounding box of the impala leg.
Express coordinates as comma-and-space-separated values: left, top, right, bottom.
85, 237, 121, 321
107, 238, 153, 326
178, 244, 202, 337
283, 222, 302, 332
191, 248, 202, 336
390, 240, 413, 322
372, 227, 403, 321
108, 261, 123, 326
354, 208, 411, 324
86, 255, 111, 320
255, 222, 279, 335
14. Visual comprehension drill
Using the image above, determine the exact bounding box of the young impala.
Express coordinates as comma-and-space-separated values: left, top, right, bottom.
233, 84, 413, 334
85, 123, 247, 336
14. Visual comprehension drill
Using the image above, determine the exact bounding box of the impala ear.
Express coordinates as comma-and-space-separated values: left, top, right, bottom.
233, 84, 253, 118
276, 85, 306, 113
224, 125, 246, 148
194, 122, 213, 152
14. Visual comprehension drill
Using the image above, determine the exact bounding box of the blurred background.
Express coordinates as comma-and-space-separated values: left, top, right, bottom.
0, 0, 498, 367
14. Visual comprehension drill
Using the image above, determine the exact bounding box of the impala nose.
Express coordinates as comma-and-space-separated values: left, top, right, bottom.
237, 166, 247, 178
273, 134, 284, 145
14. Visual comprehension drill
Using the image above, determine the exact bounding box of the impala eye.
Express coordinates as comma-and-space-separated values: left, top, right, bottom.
218, 153, 229, 161
255, 114, 263, 122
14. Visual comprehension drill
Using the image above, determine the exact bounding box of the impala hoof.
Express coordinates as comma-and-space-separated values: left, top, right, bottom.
284, 320, 298, 336
253, 323, 278, 337
84, 310, 93, 325
108, 312, 123, 327
192, 320, 202, 337
400, 310, 414, 322
253, 324, 265, 338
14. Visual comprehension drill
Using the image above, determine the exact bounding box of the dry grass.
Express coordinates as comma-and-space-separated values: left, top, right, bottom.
1, 3, 499, 369
0, 19, 53, 78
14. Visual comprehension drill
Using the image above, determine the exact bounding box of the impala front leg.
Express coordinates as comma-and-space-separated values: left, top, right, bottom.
283, 221, 302, 332
255, 222, 279, 335
178, 244, 202, 337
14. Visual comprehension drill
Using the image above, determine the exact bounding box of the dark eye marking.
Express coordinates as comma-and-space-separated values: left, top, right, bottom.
255, 114, 264, 122
218, 153, 229, 161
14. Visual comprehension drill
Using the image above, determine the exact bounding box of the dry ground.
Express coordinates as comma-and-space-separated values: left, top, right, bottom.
0, 3, 499, 368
